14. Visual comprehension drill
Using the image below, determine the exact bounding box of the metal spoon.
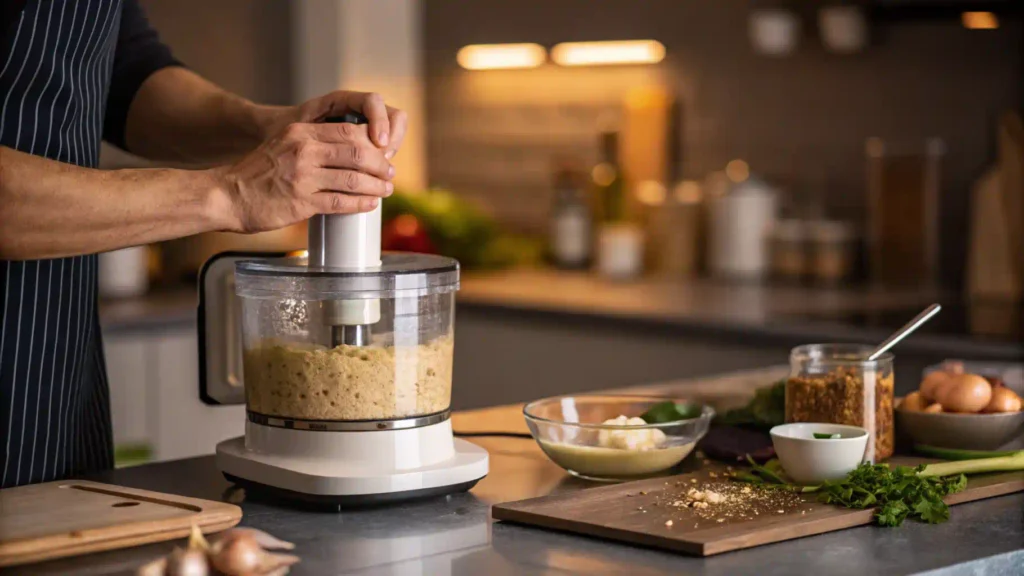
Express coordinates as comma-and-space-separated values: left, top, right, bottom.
868, 303, 942, 361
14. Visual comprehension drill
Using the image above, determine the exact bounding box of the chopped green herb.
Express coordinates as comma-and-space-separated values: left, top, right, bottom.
817, 463, 966, 526
731, 453, 1024, 526
640, 401, 702, 424
813, 433, 841, 440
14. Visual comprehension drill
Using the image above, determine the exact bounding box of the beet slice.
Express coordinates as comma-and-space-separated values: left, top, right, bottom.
697, 425, 775, 463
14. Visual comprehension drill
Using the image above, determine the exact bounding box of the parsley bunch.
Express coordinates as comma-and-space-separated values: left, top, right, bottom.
818, 463, 967, 527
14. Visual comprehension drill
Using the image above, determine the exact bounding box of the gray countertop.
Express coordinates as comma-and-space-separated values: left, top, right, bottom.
12, 367, 1024, 576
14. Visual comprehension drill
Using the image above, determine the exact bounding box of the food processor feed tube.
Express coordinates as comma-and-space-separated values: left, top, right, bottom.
307, 113, 381, 348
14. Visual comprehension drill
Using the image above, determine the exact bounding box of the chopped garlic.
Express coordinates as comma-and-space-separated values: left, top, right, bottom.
597, 415, 666, 451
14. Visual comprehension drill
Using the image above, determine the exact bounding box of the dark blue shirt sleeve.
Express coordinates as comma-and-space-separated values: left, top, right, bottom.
102, 0, 182, 151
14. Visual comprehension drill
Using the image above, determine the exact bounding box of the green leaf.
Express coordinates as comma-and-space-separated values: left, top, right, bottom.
914, 499, 950, 524
813, 433, 841, 439
877, 501, 909, 527
640, 401, 701, 424
717, 380, 785, 429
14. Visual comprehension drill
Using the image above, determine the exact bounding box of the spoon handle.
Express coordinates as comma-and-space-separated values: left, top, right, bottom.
868, 303, 942, 361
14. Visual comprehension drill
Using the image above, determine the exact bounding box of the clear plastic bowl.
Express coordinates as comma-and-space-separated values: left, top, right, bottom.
523, 394, 714, 482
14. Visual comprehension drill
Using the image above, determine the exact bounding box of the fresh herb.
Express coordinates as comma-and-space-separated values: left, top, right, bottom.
641, 401, 703, 424
813, 433, 841, 440
716, 380, 786, 430
736, 455, 819, 492
733, 452, 1024, 527
818, 463, 966, 527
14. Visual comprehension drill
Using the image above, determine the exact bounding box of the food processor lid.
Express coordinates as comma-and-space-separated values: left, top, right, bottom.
234, 252, 460, 299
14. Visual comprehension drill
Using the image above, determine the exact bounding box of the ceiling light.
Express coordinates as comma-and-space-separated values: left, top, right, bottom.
551, 40, 666, 67
962, 12, 998, 30
456, 43, 546, 70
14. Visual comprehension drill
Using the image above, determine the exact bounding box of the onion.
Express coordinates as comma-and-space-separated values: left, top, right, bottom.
937, 374, 992, 413
210, 533, 264, 575
942, 360, 965, 375
216, 527, 295, 551
983, 387, 1023, 413
259, 552, 301, 574
165, 548, 209, 576
920, 371, 952, 402
900, 391, 927, 412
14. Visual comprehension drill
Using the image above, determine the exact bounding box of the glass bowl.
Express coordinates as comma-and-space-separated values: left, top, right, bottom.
523, 394, 714, 482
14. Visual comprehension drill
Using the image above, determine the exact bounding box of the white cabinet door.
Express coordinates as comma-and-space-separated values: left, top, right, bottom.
103, 333, 152, 448
152, 326, 245, 462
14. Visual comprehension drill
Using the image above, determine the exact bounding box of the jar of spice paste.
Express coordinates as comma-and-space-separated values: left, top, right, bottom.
785, 344, 895, 462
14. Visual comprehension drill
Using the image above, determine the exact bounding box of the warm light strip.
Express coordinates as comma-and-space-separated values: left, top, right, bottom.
551, 40, 665, 67
456, 43, 546, 70
962, 11, 999, 29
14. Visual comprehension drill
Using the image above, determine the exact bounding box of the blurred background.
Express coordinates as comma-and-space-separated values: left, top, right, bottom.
96, 0, 1023, 467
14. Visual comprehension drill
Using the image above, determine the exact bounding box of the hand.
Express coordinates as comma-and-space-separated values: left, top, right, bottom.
261, 91, 408, 160
214, 120, 396, 234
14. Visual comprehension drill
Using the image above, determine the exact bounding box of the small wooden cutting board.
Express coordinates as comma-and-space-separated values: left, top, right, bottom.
492, 458, 1024, 557
0, 480, 242, 567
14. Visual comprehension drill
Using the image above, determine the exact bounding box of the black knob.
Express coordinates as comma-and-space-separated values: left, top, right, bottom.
323, 112, 368, 125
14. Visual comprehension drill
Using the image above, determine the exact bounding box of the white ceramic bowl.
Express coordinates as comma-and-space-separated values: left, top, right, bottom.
770, 423, 869, 485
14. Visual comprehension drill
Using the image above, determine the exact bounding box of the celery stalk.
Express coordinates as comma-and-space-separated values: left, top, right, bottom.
918, 451, 1024, 478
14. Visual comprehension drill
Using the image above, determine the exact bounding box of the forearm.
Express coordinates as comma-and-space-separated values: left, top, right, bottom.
124, 67, 285, 164
0, 146, 235, 260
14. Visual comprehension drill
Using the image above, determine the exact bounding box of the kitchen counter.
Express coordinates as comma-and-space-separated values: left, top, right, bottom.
455, 270, 1022, 360
98, 269, 1023, 360
14, 367, 1024, 576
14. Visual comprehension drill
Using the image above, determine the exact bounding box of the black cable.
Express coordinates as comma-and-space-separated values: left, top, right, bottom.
453, 430, 533, 439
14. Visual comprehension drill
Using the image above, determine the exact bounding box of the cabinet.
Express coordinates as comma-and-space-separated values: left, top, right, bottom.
103, 323, 244, 465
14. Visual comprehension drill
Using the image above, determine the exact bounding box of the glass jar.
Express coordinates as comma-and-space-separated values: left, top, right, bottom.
234, 253, 458, 422
785, 344, 895, 462
769, 219, 808, 283
808, 220, 857, 285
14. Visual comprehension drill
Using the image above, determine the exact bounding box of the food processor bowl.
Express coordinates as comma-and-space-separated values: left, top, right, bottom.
234, 253, 459, 425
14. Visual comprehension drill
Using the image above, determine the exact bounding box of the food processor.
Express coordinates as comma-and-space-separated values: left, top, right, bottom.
198, 114, 488, 506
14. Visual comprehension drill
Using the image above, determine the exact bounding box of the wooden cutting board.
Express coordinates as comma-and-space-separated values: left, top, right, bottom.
0, 480, 242, 567
492, 458, 1024, 557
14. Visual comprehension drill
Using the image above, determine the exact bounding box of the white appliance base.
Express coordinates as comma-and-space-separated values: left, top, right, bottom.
216, 425, 489, 504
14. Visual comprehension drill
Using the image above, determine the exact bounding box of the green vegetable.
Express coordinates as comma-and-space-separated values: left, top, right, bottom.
382, 188, 544, 270
915, 445, 1023, 461
814, 433, 841, 439
640, 401, 703, 424
716, 380, 785, 429
734, 452, 1024, 526
818, 463, 967, 527
917, 451, 1024, 478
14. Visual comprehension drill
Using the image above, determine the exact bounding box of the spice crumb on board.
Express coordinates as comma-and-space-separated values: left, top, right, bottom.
665, 520, 674, 527
651, 481, 804, 522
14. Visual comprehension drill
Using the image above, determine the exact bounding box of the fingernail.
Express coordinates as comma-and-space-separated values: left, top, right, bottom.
378, 131, 389, 146
385, 182, 395, 195
388, 165, 396, 179
369, 197, 379, 208
385, 150, 395, 160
